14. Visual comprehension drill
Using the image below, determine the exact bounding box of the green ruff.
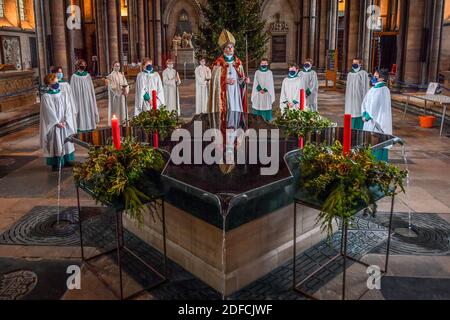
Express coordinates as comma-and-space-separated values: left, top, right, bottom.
374, 82, 387, 89
47, 89, 61, 95
75, 71, 89, 76
224, 55, 235, 63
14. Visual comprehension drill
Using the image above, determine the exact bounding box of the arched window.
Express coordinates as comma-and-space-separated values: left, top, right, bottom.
18, 0, 25, 21
0, 0, 4, 18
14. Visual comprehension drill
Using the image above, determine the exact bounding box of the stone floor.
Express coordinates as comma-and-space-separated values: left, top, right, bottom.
0, 79, 449, 300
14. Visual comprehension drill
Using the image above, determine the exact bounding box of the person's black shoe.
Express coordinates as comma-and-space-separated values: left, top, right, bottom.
64, 161, 75, 168
362, 208, 369, 217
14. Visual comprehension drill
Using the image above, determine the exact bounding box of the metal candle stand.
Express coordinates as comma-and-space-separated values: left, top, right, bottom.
76, 186, 168, 300
292, 195, 395, 300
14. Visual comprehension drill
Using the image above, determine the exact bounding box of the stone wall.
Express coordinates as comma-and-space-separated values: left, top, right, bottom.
0, 29, 37, 73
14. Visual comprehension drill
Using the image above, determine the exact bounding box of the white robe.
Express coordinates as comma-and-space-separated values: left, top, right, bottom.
195, 65, 212, 114
70, 73, 99, 131
134, 71, 165, 116
280, 76, 305, 113
226, 62, 243, 112
40, 91, 76, 158
251, 70, 275, 111
299, 70, 319, 111
107, 71, 129, 126
162, 68, 180, 116
345, 70, 370, 117
361, 84, 393, 135
59, 82, 77, 130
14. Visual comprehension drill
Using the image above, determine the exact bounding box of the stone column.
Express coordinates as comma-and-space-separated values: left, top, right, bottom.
149, 0, 157, 65
359, 0, 374, 71
427, 0, 444, 82
345, 0, 361, 72
401, 0, 426, 83
327, 0, 338, 51
127, 0, 138, 63
71, 0, 85, 55
308, 0, 317, 61
317, 0, 328, 70
137, 0, 146, 60
50, 0, 69, 75
34, 0, 47, 81
107, 0, 119, 65
94, 0, 108, 75
300, 0, 310, 62
155, 0, 163, 66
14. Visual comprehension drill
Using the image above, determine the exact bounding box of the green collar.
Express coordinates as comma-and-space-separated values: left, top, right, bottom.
224, 55, 235, 63
259, 67, 269, 72
351, 69, 361, 73
288, 73, 298, 79
144, 69, 154, 74
59, 79, 66, 83
374, 82, 387, 89
75, 71, 88, 76
47, 89, 61, 95
302, 68, 312, 73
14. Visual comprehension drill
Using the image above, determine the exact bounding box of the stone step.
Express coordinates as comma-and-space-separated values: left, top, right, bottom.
0, 103, 40, 138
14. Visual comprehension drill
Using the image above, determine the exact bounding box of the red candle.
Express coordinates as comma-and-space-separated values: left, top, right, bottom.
153, 130, 159, 149
298, 136, 304, 149
111, 115, 121, 150
300, 89, 306, 111
343, 114, 352, 155
152, 90, 158, 111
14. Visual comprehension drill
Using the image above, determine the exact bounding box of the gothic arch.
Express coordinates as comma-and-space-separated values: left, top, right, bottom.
261, 0, 298, 66
163, 0, 202, 51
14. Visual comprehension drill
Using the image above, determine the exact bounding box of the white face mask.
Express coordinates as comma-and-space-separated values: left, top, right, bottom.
200, 61, 206, 66
168, 64, 174, 69
113, 65, 120, 72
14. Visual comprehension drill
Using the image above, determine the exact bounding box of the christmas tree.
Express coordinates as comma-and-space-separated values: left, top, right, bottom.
195, 0, 270, 65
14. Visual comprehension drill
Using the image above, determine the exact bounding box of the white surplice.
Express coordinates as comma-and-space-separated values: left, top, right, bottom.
134, 70, 165, 116
280, 76, 305, 113
162, 68, 180, 116
251, 70, 275, 111
361, 83, 393, 135
345, 70, 370, 117
40, 91, 76, 158
195, 65, 212, 114
107, 71, 129, 126
299, 69, 319, 111
59, 81, 77, 130
70, 73, 99, 131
